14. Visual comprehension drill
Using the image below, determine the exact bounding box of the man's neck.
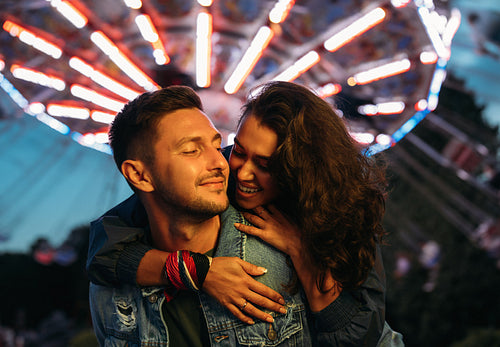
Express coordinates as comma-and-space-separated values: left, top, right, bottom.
147, 208, 220, 254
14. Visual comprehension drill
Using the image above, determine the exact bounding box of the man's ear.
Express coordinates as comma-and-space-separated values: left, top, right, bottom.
121, 159, 154, 192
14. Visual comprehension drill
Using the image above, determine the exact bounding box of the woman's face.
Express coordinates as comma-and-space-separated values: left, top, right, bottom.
229, 115, 280, 210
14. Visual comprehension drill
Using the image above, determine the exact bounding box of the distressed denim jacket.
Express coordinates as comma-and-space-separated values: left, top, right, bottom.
89, 201, 404, 346
90, 204, 312, 346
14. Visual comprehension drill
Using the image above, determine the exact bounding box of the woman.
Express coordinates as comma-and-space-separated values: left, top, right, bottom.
87, 81, 398, 345
230, 81, 386, 314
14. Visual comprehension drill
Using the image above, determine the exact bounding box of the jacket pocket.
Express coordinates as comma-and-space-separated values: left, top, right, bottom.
234, 304, 305, 346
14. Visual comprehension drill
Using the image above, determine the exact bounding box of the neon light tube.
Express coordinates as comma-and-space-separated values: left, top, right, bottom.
81, 131, 109, 145
316, 83, 341, 98
3, 21, 63, 59
272, 51, 320, 82
442, 8, 461, 47
69, 57, 140, 100
324, 8, 386, 52
196, 12, 212, 88
358, 101, 405, 115
0, 72, 29, 109
70, 84, 125, 112
11, 65, 66, 91
91, 110, 115, 124
47, 104, 90, 119
197, 0, 213, 6
391, 0, 411, 8
134, 14, 169, 65
90, 31, 158, 91
420, 51, 438, 64
350, 132, 375, 144
418, 7, 450, 60
49, 0, 88, 29
36, 112, 71, 134
351, 58, 411, 85
269, 0, 295, 24
123, 0, 142, 9
224, 26, 274, 94
135, 14, 159, 42
27, 102, 46, 115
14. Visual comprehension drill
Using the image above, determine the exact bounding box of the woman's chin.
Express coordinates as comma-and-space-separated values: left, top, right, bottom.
235, 196, 260, 211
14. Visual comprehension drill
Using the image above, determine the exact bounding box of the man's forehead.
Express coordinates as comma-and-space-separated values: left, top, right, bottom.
159, 108, 220, 143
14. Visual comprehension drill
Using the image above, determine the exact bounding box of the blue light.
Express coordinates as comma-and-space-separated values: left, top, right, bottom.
0, 72, 29, 108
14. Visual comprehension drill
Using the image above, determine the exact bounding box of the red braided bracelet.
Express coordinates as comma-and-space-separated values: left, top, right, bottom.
163, 250, 212, 300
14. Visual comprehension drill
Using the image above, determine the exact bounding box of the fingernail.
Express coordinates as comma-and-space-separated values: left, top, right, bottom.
266, 316, 274, 323
279, 298, 285, 305
280, 307, 287, 314
258, 267, 268, 273
234, 223, 240, 227
248, 319, 255, 325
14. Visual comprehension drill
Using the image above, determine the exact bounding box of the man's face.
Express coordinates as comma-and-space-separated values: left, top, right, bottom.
148, 108, 229, 217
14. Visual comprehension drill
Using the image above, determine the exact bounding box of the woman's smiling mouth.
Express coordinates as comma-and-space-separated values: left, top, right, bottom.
237, 183, 262, 194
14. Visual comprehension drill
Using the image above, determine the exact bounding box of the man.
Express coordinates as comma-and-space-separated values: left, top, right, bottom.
90, 86, 315, 346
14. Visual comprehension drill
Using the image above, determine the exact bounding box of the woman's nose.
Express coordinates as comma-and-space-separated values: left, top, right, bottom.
237, 160, 254, 180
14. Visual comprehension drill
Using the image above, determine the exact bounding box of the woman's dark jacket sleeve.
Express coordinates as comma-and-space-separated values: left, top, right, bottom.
86, 194, 152, 286
311, 245, 387, 346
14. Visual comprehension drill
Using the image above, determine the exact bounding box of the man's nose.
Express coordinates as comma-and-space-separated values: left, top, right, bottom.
207, 146, 228, 171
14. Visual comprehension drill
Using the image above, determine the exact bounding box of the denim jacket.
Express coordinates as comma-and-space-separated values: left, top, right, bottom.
90, 205, 311, 346
89, 202, 404, 346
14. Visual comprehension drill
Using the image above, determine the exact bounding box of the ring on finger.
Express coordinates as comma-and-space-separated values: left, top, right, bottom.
240, 300, 248, 311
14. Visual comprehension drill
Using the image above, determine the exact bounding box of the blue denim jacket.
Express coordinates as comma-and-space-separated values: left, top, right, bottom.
90, 205, 311, 346
89, 202, 404, 346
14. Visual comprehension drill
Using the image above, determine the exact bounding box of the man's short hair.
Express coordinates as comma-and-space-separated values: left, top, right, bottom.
109, 85, 203, 169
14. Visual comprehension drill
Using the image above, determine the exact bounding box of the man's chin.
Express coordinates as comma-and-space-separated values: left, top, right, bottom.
190, 199, 229, 217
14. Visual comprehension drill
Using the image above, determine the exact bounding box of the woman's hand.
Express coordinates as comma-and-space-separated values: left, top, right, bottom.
235, 205, 302, 258
202, 256, 287, 325
236, 205, 342, 312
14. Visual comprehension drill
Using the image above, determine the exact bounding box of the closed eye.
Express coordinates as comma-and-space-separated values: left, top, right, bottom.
256, 161, 269, 171
182, 149, 199, 155
231, 149, 244, 157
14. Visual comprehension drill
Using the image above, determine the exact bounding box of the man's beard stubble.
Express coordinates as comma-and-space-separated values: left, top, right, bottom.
154, 170, 229, 220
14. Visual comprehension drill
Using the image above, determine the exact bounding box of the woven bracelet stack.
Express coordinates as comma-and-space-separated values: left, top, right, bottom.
163, 250, 212, 302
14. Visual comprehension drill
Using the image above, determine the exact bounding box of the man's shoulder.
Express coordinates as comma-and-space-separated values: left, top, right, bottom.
220, 204, 243, 224
92, 194, 148, 227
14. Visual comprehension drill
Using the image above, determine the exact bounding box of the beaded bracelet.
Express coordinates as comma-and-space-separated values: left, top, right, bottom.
163, 250, 212, 301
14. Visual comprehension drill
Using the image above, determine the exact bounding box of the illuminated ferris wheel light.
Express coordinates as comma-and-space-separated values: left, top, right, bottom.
269, 0, 295, 24
196, 12, 213, 88
49, 0, 88, 29
324, 7, 386, 52
352, 58, 411, 85
273, 51, 320, 81
224, 26, 274, 94
123, 0, 142, 9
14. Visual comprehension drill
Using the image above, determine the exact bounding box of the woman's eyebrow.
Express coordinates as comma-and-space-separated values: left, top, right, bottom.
234, 138, 271, 161
233, 137, 244, 149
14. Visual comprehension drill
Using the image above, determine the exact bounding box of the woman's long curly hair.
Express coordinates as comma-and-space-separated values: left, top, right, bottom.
240, 81, 387, 291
